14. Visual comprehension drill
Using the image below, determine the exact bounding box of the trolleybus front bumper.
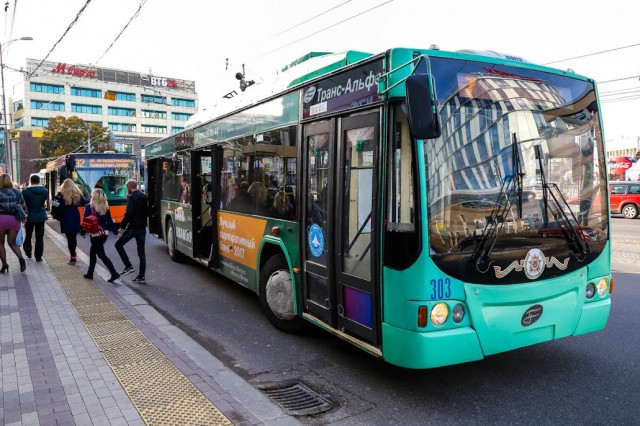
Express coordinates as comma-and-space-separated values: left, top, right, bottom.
381, 272, 611, 369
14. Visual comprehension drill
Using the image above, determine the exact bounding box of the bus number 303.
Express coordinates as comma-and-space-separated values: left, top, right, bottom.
430, 278, 452, 299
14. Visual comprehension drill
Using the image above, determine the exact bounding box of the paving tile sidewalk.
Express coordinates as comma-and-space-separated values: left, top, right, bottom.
0, 226, 299, 426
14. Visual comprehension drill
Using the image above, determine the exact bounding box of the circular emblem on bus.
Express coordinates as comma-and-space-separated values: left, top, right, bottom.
308, 224, 324, 258
524, 248, 545, 279
521, 304, 543, 327
303, 86, 317, 103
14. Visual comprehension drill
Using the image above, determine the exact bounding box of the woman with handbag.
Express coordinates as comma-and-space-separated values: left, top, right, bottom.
0, 173, 28, 272
82, 188, 120, 282
58, 178, 88, 265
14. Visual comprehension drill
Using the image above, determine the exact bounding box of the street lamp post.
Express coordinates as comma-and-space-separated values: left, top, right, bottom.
1, 36, 33, 180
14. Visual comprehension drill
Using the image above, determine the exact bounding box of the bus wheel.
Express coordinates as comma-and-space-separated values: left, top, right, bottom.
259, 254, 304, 333
166, 222, 181, 262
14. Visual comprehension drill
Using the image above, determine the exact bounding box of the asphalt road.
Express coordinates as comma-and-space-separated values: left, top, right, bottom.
52, 217, 640, 425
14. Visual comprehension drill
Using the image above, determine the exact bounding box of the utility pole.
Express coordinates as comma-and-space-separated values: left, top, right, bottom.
87, 126, 91, 153
1, 42, 11, 177
0, 37, 33, 179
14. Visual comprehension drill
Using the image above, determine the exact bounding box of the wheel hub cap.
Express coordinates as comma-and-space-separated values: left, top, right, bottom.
265, 270, 294, 320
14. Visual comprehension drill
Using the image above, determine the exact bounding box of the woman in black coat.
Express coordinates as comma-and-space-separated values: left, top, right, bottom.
57, 179, 88, 264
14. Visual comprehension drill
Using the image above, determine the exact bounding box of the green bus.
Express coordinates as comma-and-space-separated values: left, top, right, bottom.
144, 48, 611, 368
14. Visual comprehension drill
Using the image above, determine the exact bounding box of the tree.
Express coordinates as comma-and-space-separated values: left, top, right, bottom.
39, 116, 112, 164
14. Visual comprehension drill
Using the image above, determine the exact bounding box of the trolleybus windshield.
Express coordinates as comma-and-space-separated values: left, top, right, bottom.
423, 57, 608, 281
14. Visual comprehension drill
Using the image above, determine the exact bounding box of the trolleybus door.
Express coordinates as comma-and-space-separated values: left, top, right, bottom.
335, 113, 379, 344
190, 150, 213, 259
146, 157, 167, 237
302, 113, 379, 344
302, 120, 336, 326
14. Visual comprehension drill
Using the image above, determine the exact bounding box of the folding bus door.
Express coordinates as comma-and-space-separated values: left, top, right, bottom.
301, 112, 380, 345
301, 120, 336, 326
190, 150, 213, 258
146, 158, 163, 237
335, 113, 379, 344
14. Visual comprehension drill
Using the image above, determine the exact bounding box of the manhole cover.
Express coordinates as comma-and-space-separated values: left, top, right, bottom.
261, 381, 333, 416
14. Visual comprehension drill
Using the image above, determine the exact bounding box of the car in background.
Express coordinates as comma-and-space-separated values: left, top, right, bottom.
610, 182, 640, 219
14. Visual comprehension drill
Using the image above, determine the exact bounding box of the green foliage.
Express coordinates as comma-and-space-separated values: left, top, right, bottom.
38, 116, 112, 167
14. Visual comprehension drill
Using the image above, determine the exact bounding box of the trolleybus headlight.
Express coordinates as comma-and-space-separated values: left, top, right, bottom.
430, 303, 449, 326
597, 278, 608, 297
452, 304, 465, 323
585, 283, 596, 299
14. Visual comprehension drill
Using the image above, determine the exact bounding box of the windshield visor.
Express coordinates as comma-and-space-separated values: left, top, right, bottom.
424, 58, 608, 275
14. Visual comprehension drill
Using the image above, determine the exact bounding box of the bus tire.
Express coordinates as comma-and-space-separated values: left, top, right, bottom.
259, 254, 304, 333
166, 221, 181, 262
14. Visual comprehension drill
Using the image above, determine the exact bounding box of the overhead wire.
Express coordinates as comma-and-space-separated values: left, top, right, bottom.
253, 0, 395, 60
598, 75, 640, 85
543, 42, 640, 65
602, 95, 640, 104
20, 0, 150, 113
276, 0, 353, 36
91, 0, 147, 66
541, 43, 640, 104
27, 0, 93, 79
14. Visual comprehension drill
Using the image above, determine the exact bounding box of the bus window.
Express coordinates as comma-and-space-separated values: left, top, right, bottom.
385, 105, 420, 269
220, 125, 297, 219
162, 153, 190, 203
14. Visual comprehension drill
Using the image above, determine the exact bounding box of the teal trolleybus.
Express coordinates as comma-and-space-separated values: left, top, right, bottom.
144, 48, 611, 368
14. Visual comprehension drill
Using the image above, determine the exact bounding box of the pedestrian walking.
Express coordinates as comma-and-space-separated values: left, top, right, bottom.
115, 179, 148, 284
0, 173, 28, 272
82, 188, 121, 283
56, 178, 88, 265
22, 174, 48, 262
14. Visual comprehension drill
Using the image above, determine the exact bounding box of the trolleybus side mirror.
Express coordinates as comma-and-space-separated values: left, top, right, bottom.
405, 74, 441, 140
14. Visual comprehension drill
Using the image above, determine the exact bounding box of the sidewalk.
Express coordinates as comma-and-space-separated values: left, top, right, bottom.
0, 225, 300, 426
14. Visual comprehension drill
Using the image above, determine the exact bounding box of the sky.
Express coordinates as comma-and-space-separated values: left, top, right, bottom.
2, 0, 639, 146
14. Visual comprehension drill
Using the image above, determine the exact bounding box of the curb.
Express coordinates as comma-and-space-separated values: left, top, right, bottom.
45, 225, 301, 425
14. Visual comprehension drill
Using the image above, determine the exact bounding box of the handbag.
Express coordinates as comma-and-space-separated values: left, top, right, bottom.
51, 193, 64, 221
13, 189, 27, 221
16, 224, 25, 247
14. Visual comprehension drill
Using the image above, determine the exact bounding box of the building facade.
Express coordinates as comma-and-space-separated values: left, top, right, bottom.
8, 58, 198, 182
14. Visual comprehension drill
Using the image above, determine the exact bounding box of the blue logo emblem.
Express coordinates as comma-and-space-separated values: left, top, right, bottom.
308, 224, 324, 258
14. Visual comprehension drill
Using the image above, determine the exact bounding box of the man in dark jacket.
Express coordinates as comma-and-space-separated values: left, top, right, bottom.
22, 174, 48, 262
115, 179, 148, 284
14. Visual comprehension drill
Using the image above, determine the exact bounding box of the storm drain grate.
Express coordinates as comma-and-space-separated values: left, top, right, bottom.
261, 381, 333, 416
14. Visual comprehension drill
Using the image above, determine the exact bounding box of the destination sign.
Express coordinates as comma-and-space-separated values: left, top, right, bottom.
302, 60, 383, 119
75, 158, 135, 169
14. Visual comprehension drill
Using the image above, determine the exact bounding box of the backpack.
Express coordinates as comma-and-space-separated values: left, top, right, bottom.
51, 194, 64, 221
82, 207, 105, 235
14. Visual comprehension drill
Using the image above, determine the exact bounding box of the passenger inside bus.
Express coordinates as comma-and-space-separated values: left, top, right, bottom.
178, 175, 191, 204
228, 181, 252, 213
269, 191, 293, 220
248, 181, 267, 214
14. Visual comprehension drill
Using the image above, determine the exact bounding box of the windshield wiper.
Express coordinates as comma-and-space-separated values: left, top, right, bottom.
535, 144, 589, 260
544, 183, 590, 261
470, 133, 524, 272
